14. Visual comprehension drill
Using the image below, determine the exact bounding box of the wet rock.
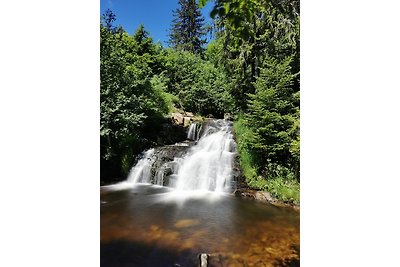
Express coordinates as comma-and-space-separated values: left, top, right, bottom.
164, 167, 173, 176
231, 155, 242, 189
149, 144, 193, 186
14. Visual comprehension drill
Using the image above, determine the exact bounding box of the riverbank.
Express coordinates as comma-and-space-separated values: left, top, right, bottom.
233, 188, 300, 210
232, 117, 300, 207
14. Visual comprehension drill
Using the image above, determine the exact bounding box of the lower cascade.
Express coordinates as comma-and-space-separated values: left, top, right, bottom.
123, 119, 237, 193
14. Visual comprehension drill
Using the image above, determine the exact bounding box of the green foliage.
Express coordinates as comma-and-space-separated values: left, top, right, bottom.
247, 175, 300, 204
233, 115, 258, 180
201, 0, 301, 202
163, 49, 234, 116
234, 115, 299, 204
150, 74, 177, 114
169, 0, 207, 54
245, 56, 297, 167
206, 0, 300, 109
239, 56, 299, 181
100, 1, 300, 197
100, 14, 171, 179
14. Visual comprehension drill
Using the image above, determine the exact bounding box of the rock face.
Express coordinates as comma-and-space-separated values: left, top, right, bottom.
155, 122, 187, 146
231, 154, 242, 190
171, 112, 195, 127
148, 142, 194, 187
171, 112, 184, 125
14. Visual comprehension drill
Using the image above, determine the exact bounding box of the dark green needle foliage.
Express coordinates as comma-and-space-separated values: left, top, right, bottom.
169, 0, 207, 54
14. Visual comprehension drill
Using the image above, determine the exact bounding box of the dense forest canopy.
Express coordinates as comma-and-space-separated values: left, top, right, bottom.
100, 0, 300, 203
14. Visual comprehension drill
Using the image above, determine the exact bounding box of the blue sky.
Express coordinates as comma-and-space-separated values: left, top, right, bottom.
100, 0, 214, 46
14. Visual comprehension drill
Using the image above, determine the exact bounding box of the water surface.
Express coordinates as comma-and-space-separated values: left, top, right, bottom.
101, 185, 299, 267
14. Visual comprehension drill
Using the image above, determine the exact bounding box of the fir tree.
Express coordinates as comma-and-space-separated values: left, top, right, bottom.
169, 0, 206, 54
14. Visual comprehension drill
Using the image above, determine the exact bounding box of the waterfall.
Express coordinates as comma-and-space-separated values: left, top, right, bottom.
187, 123, 197, 141
126, 148, 155, 184
155, 167, 164, 186
111, 119, 237, 193
176, 120, 236, 192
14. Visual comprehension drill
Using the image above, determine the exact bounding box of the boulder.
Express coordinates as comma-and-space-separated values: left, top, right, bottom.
171, 112, 184, 125
185, 112, 194, 117
183, 116, 192, 127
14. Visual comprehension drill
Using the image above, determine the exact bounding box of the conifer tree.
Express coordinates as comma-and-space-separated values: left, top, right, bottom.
169, 0, 206, 54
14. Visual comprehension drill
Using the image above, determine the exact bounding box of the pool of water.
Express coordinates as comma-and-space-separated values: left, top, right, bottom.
101, 184, 300, 267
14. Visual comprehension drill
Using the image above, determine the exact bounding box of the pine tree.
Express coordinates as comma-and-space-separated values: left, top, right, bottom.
133, 25, 153, 55
245, 56, 299, 178
169, 0, 206, 54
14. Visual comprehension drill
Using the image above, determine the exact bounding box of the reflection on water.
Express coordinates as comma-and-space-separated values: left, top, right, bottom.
101, 184, 299, 267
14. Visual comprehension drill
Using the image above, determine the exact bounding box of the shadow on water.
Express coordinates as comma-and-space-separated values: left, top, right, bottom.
101, 239, 197, 267
101, 239, 299, 267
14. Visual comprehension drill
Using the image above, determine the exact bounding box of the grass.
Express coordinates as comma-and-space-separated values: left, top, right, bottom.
233, 116, 300, 205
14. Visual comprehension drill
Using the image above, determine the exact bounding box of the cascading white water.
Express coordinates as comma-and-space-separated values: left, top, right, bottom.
108, 119, 237, 194
155, 167, 165, 186
175, 120, 236, 192
187, 123, 197, 141
126, 148, 155, 184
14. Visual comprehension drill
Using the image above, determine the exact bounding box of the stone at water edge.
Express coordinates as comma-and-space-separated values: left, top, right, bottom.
255, 191, 274, 202
199, 253, 208, 267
